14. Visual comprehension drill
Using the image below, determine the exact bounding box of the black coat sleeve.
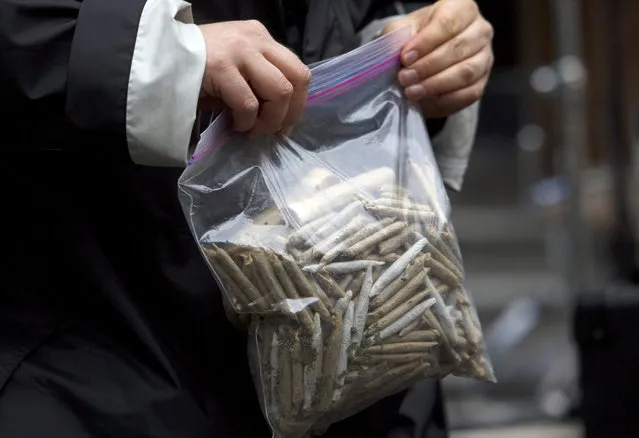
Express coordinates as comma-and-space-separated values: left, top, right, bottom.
0, 0, 146, 148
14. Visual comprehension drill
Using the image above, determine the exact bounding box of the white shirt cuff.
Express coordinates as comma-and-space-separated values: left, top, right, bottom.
126, 0, 206, 167
431, 101, 480, 191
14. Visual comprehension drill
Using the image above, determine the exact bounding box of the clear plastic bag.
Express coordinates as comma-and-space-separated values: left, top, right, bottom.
179, 27, 494, 438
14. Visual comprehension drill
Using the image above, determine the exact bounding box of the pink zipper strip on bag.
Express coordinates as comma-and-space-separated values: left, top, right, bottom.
306, 54, 400, 106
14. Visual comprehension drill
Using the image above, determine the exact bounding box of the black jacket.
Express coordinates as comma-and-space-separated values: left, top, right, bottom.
0, 1, 447, 437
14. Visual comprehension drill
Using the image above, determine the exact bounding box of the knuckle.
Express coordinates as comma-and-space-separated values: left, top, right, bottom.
468, 84, 484, 102
205, 54, 224, 71
241, 96, 260, 113
206, 55, 234, 77
485, 21, 495, 40
460, 61, 478, 85
294, 65, 312, 86
245, 20, 272, 42
468, 0, 479, 15
438, 14, 461, 37
485, 51, 495, 71
277, 79, 294, 99
451, 35, 469, 60
246, 19, 267, 34
225, 34, 250, 51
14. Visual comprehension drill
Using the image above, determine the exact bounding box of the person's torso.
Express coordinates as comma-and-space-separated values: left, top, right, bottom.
0, 0, 402, 427
189, 0, 387, 63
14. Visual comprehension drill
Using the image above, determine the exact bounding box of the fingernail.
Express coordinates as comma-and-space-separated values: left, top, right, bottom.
403, 50, 419, 65
405, 84, 425, 100
398, 69, 419, 86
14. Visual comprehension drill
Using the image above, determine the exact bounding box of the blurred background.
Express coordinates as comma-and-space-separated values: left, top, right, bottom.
444, 1, 639, 437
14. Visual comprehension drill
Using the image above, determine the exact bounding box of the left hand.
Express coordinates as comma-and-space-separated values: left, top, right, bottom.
383, 0, 494, 118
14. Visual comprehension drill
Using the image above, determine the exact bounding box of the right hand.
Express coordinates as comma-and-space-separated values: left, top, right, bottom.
199, 20, 312, 136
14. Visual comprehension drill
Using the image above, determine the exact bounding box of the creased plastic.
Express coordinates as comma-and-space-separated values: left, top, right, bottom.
178, 27, 494, 438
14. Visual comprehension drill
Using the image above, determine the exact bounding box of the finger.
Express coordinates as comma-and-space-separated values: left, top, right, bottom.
212, 66, 259, 132
398, 18, 493, 87
243, 54, 294, 103
404, 46, 493, 101
279, 125, 294, 138
263, 44, 312, 129
243, 55, 293, 135
250, 100, 290, 136
422, 75, 489, 118
401, 0, 479, 66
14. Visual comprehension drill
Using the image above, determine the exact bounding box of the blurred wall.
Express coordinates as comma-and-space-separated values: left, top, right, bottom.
515, 0, 639, 175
